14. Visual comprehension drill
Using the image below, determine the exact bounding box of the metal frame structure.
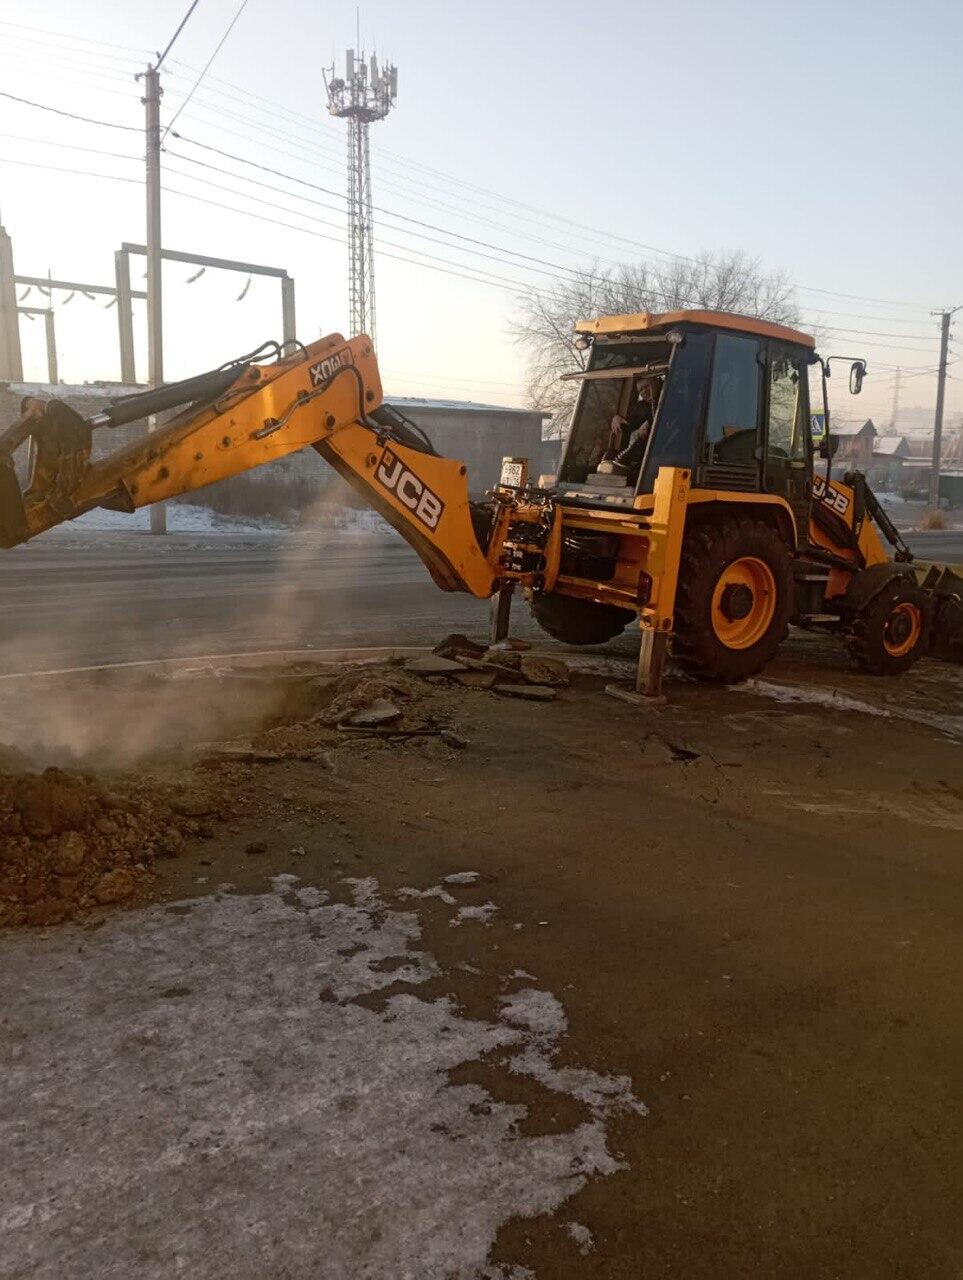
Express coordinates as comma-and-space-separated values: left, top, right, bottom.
324, 48, 398, 345
117, 243, 296, 386
16, 307, 58, 384
0, 226, 297, 389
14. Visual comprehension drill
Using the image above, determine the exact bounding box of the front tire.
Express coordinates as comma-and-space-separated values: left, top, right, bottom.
673, 515, 792, 682
848, 578, 931, 674
530, 592, 634, 646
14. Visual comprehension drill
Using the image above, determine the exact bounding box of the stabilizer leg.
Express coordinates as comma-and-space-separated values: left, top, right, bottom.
490, 581, 514, 643
636, 627, 669, 700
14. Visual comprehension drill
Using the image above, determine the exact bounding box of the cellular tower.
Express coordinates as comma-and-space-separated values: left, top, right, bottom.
324, 48, 398, 346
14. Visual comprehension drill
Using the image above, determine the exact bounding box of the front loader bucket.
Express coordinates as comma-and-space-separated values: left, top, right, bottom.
916, 562, 963, 662
0, 462, 28, 549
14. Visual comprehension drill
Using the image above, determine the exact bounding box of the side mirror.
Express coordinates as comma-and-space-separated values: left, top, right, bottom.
849, 361, 866, 395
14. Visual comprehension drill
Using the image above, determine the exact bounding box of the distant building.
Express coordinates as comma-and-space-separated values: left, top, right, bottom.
383, 397, 550, 494
830, 419, 877, 468
867, 434, 909, 489
0, 381, 550, 514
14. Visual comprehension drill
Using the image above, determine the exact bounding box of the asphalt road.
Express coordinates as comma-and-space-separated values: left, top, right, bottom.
0, 527, 960, 674
0, 531, 517, 674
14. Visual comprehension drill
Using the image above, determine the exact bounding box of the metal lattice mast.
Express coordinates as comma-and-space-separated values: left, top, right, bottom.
324, 47, 398, 346
361, 118, 376, 342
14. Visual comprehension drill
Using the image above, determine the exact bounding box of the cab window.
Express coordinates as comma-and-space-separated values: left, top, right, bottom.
768, 348, 806, 461
704, 333, 761, 465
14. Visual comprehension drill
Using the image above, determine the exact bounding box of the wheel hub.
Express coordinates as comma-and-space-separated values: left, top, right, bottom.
710, 556, 778, 650
886, 610, 913, 647
719, 583, 754, 622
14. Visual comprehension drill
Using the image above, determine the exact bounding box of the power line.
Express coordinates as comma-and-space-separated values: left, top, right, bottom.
162, 139, 945, 345
0, 156, 141, 184
161, 0, 251, 143
0, 60, 140, 103
165, 142, 599, 282
0, 42, 137, 84
0, 90, 140, 131
0, 18, 150, 56
0, 20, 941, 320
161, 82, 942, 323
161, 163, 553, 290
156, 0, 202, 70
161, 61, 939, 315
0, 132, 141, 162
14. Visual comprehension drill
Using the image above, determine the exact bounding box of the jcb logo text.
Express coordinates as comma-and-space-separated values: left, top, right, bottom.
375, 448, 445, 531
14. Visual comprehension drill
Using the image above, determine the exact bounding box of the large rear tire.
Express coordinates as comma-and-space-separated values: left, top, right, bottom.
530, 591, 634, 646
673, 515, 792, 682
848, 578, 931, 674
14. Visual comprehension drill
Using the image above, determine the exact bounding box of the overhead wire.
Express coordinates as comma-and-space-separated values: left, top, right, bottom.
0, 18, 150, 57
162, 137, 944, 344
0, 132, 141, 163
0, 19, 942, 321
155, 0, 202, 70
160, 0, 251, 143
164, 146, 604, 282
0, 90, 140, 131
0, 51, 950, 377
159, 59, 939, 315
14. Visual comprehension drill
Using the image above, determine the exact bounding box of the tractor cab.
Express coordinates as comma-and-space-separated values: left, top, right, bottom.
554, 310, 818, 538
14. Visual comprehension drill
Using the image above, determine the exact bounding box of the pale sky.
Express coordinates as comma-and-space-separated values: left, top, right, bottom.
0, 0, 960, 429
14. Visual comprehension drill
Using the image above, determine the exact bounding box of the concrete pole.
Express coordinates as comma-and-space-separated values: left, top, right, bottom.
0, 225, 23, 382
281, 275, 296, 351
928, 310, 955, 509
144, 65, 167, 534
44, 309, 58, 384
114, 250, 136, 384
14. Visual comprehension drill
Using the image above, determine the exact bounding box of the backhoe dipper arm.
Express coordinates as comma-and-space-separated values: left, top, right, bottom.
0, 333, 498, 598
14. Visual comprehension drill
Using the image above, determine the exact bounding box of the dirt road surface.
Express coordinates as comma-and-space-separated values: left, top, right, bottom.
1, 633, 961, 1279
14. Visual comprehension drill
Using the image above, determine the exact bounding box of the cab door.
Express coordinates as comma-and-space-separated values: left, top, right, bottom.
763, 342, 811, 540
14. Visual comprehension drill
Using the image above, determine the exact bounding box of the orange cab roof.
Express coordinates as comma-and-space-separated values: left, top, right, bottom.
574, 309, 815, 350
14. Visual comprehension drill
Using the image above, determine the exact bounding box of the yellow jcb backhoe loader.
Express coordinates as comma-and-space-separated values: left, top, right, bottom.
1, 313, 960, 696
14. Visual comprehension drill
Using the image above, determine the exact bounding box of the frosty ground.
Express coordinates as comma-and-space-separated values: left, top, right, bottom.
1, 636, 961, 1278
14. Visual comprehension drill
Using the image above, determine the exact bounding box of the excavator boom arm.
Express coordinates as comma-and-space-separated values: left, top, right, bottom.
0, 334, 498, 598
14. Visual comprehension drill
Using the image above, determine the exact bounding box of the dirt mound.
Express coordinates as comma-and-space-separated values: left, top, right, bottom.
0, 768, 221, 928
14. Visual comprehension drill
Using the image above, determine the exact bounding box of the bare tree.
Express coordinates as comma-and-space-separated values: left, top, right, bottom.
513, 250, 800, 431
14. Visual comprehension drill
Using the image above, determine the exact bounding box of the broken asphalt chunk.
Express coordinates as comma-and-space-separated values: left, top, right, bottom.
404, 655, 468, 676
494, 683, 557, 701
345, 698, 402, 728
519, 655, 570, 687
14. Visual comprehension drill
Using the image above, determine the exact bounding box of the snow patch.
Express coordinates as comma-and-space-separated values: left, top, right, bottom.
509, 1046, 647, 1118
443, 871, 481, 885
740, 679, 963, 740
451, 901, 499, 927
499, 988, 568, 1038
1, 876, 643, 1278
396, 885, 457, 906
566, 1221, 595, 1254
45, 503, 284, 535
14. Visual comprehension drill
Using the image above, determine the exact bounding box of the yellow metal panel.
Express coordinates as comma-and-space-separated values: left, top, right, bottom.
574, 309, 815, 349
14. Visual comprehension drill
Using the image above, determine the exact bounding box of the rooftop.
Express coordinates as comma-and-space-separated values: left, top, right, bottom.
873, 435, 908, 456
385, 395, 549, 418
832, 420, 877, 438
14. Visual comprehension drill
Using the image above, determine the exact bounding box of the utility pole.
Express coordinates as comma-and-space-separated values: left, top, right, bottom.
889, 366, 901, 431
928, 308, 958, 510
144, 63, 166, 534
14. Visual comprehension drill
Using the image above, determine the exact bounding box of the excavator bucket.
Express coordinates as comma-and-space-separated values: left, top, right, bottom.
916, 562, 963, 662
0, 457, 29, 549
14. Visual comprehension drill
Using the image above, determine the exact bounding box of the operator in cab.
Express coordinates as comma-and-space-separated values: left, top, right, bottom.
597, 375, 661, 482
